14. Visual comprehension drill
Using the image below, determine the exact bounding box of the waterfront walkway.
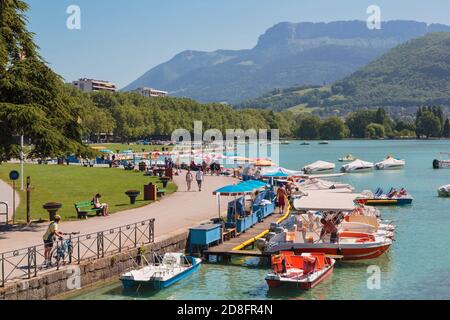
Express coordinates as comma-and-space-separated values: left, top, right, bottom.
0, 172, 235, 252
0, 180, 20, 224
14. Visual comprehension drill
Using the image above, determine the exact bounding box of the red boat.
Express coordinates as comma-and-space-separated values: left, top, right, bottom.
265, 252, 335, 290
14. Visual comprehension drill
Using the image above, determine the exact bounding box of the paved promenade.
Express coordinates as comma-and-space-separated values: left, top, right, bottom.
0, 172, 235, 252
0, 179, 20, 225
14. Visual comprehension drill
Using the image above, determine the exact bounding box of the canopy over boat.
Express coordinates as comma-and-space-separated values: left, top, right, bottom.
341, 159, 374, 171
213, 180, 268, 196
302, 160, 335, 173
293, 190, 362, 211
261, 167, 304, 177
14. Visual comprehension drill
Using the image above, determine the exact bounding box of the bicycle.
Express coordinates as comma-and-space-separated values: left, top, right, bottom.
49, 232, 80, 267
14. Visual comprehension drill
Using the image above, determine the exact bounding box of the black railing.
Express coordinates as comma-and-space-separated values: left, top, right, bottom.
0, 218, 155, 287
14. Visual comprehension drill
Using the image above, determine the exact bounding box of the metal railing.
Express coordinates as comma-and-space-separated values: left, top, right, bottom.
0, 202, 8, 225
0, 218, 155, 287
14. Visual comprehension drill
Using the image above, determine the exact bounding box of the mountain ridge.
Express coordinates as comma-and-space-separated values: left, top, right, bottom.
124, 20, 450, 103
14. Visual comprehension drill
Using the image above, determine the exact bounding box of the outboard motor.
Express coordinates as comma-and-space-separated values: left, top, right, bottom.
433, 159, 440, 169
255, 238, 267, 251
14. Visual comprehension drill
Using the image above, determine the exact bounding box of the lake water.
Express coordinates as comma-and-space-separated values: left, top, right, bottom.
68, 140, 450, 300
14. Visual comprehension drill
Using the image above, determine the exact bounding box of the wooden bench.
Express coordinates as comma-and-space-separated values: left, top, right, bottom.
222, 228, 237, 242
74, 201, 103, 219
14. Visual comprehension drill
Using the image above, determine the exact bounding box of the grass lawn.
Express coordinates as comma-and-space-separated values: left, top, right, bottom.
0, 164, 177, 223
89, 143, 173, 153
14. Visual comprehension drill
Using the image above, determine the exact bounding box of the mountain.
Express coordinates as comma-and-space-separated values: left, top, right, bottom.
331, 32, 450, 109
124, 20, 450, 103
236, 32, 450, 119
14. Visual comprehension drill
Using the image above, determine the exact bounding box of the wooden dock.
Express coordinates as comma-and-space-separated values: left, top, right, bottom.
204, 208, 290, 261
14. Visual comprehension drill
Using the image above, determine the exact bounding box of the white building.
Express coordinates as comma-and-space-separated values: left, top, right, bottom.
133, 87, 168, 98
72, 78, 117, 93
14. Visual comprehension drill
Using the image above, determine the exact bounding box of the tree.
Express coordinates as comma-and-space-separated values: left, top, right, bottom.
295, 115, 321, 140
0, 1, 91, 161
443, 119, 450, 138
346, 110, 376, 138
365, 123, 386, 139
319, 117, 348, 140
416, 111, 442, 138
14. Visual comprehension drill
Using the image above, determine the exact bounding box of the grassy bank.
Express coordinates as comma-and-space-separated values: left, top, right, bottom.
0, 164, 177, 222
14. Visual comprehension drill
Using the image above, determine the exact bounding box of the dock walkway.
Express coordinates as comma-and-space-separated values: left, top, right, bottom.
205, 207, 290, 260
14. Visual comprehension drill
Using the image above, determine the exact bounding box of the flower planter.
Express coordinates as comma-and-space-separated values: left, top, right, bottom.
125, 190, 141, 205
43, 202, 62, 221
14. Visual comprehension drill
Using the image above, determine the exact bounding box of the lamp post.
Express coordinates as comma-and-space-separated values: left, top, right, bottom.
20, 135, 24, 191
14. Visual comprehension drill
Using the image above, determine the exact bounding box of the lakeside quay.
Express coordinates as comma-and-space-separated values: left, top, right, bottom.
0, 171, 235, 252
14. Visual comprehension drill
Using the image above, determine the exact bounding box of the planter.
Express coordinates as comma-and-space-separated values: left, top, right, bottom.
125, 190, 141, 205
43, 202, 62, 221
160, 176, 170, 188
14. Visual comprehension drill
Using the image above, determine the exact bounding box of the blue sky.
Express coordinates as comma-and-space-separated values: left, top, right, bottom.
27, 0, 450, 88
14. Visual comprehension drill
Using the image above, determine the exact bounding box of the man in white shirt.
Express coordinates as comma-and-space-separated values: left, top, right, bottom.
196, 170, 204, 192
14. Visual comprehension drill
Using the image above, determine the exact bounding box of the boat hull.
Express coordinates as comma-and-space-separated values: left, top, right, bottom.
357, 198, 413, 206
266, 243, 391, 261
266, 265, 334, 290
121, 259, 201, 290
341, 167, 373, 173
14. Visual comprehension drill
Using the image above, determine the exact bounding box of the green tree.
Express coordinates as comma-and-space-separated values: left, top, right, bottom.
365, 123, 386, 139
346, 110, 376, 138
0, 1, 90, 161
416, 111, 442, 138
319, 117, 348, 140
295, 115, 321, 139
443, 118, 450, 138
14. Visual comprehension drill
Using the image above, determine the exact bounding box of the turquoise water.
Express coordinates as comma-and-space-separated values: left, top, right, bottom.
69, 140, 450, 300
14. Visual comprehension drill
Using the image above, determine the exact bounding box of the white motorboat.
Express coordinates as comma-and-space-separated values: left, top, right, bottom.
433, 153, 450, 169
338, 154, 356, 162
438, 184, 450, 197
120, 253, 201, 289
375, 156, 405, 170
302, 160, 335, 174
340, 159, 374, 173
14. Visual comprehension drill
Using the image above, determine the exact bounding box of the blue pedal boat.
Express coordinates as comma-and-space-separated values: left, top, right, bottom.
120, 253, 201, 289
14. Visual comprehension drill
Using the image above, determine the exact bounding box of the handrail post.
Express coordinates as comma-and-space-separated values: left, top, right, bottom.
77, 236, 80, 264
1, 253, 4, 287
134, 223, 137, 247
97, 232, 104, 259
119, 227, 122, 253
68, 234, 72, 264
33, 247, 37, 277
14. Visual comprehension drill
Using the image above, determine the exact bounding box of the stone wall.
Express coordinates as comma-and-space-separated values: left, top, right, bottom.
0, 231, 188, 300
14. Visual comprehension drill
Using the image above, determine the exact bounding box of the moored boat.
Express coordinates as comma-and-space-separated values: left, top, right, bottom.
265, 252, 335, 290
375, 156, 405, 170
302, 160, 335, 174
341, 159, 374, 173
433, 153, 450, 169
338, 154, 356, 162
356, 188, 413, 206
120, 253, 201, 289
438, 184, 450, 197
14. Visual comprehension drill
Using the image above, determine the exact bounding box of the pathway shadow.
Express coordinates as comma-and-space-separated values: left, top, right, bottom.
0, 223, 44, 239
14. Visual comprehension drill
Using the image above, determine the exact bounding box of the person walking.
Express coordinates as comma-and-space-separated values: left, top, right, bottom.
276, 186, 288, 214
186, 170, 194, 191
196, 170, 204, 192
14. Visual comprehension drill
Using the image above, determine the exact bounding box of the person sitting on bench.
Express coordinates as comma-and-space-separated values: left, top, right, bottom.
93, 193, 109, 216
